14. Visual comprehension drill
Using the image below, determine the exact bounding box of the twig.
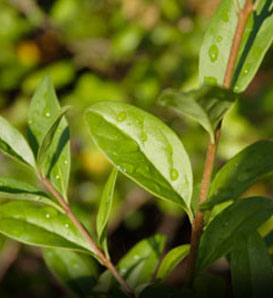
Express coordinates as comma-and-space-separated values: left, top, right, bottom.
184, 0, 254, 286
40, 176, 134, 297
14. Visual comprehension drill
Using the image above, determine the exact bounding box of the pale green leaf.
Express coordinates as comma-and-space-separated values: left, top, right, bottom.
199, 0, 273, 93
0, 116, 36, 169
0, 201, 95, 254
85, 101, 193, 219
28, 76, 70, 200
43, 248, 98, 297
158, 86, 237, 142
156, 244, 190, 281
0, 177, 62, 212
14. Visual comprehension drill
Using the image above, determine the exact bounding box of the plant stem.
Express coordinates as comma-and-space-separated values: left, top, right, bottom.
184, 0, 254, 287
40, 176, 134, 297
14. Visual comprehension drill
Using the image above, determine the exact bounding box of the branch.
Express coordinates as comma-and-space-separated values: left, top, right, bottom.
184, 0, 254, 286
40, 176, 134, 297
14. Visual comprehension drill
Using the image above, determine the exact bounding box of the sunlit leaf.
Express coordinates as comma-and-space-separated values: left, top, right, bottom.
28, 76, 71, 201
199, 0, 273, 93
85, 101, 193, 219
43, 248, 98, 297
158, 86, 237, 142
0, 116, 36, 169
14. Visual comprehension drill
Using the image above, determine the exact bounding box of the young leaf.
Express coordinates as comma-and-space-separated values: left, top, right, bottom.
156, 244, 190, 281
197, 197, 273, 271
0, 201, 95, 254
37, 105, 70, 172
96, 168, 118, 255
28, 76, 70, 201
231, 230, 273, 298
43, 248, 98, 297
95, 234, 166, 292
158, 86, 237, 143
85, 101, 193, 219
0, 116, 36, 170
0, 177, 62, 212
201, 140, 273, 211
199, 0, 273, 93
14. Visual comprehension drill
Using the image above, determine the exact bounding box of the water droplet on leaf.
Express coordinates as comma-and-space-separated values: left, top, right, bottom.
117, 112, 126, 122
140, 132, 147, 142
209, 45, 218, 63
170, 168, 179, 181
217, 36, 223, 43
45, 112, 51, 118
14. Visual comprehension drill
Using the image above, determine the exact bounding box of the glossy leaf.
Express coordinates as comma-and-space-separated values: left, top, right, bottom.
0, 116, 36, 169
156, 244, 190, 281
0, 177, 62, 212
199, 0, 273, 93
158, 86, 236, 142
28, 76, 71, 201
201, 140, 273, 210
96, 168, 118, 255
95, 234, 166, 292
197, 197, 273, 271
43, 248, 98, 297
37, 105, 70, 173
0, 201, 94, 254
85, 101, 193, 219
231, 230, 273, 298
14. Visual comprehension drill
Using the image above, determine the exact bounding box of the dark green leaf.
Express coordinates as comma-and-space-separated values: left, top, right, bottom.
158, 86, 237, 142
28, 76, 70, 201
138, 284, 190, 298
85, 101, 193, 219
199, 0, 273, 93
0, 201, 95, 254
202, 140, 273, 211
94, 234, 166, 292
0, 177, 62, 212
156, 244, 190, 281
193, 274, 226, 298
96, 168, 118, 256
43, 248, 98, 298
0, 116, 36, 169
231, 230, 273, 298
37, 105, 70, 173
197, 197, 273, 271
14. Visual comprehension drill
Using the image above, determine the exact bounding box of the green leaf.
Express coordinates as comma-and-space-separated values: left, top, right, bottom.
0, 116, 36, 169
85, 101, 193, 219
37, 105, 70, 173
231, 230, 273, 298
201, 140, 273, 211
0, 177, 62, 212
96, 168, 118, 256
43, 248, 98, 298
156, 244, 190, 281
0, 201, 95, 254
199, 0, 273, 93
193, 274, 226, 298
197, 197, 273, 271
158, 86, 237, 143
95, 234, 166, 292
28, 76, 71, 201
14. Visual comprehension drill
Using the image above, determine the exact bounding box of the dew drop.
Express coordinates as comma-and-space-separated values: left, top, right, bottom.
134, 255, 140, 260
55, 175, 60, 180
65, 224, 69, 228
64, 160, 68, 165
140, 132, 147, 142
221, 8, 229, 22
170, 168, 179, 181
208, 44, 218, 63
45, 112, 51, 118
117, 112, 126, 122
234, 85, 239, 92
28, 119, 33, 125
217, 35, 223, 43
46, 214, 50, 218
120, 268, 127, 274
204, 76, 218, 86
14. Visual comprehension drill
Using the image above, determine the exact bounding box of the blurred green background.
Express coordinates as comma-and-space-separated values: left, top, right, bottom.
0, 0, 273, 297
